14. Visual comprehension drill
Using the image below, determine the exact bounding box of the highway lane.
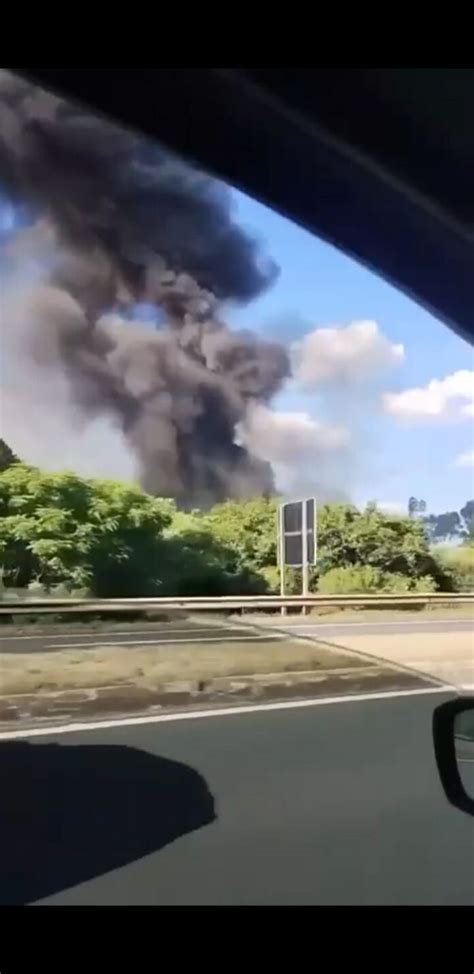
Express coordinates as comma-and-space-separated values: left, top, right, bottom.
2, 691, 473, 905
275, 618, 474, 637
0, 616, 472, 653
0, 621, 274, 654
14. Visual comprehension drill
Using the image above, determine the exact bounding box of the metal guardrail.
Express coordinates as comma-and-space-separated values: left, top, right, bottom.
0, 593, 472, 615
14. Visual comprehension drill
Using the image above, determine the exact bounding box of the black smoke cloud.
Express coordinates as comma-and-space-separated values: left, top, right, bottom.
0, 70, 290, 505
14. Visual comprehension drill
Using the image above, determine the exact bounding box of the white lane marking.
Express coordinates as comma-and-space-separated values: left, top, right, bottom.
0, 626, 239, 642
281, 619, 473, 631
0, 685, 451, 740
49, 633, 284, 650
3, 618, 471, 642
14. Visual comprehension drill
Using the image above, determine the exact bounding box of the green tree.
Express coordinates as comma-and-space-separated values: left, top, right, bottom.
408, 496, 426, 518
0, 464, 172, 596
201, 497, 278, 570
1, 464, 460, 600
317, 503, 444, 585
158, 506, 268, 596
461, 500, 474, 543
425, 510, 463, 542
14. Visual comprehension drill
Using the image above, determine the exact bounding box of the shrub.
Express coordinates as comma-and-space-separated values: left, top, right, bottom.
381, 573, 438, 594
318, 565, 384, 594
434, 546, 474, 592
317, 503, 450, 587
260, 566, 280, 593
318, 565, 438, 595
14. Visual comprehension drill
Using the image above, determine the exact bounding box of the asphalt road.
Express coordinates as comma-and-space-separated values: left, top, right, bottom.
1, 616, 472, 653
0, 621, 276, 654
2, 691, 473, 905
279, 618, 474, 638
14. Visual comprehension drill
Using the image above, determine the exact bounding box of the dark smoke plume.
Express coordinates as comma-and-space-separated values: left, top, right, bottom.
0, 70, 290, 505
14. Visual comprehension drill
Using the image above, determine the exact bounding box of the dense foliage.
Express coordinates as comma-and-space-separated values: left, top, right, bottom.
318, 566, 437, 594
0, 465, 171, 596
433, 546, 474, 593
0, 464, 464, 597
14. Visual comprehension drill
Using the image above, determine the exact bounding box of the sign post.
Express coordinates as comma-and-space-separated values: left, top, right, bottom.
278, 502, 286, 614
278, 498, 317, 615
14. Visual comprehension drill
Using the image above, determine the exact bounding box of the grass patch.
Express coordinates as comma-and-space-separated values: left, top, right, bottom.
0, 637, 368, 695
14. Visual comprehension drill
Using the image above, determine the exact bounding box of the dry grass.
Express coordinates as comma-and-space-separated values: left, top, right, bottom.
0, 637, 367, 696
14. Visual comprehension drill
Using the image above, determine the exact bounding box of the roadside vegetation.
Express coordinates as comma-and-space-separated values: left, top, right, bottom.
1, 452, 472, 602
432, 545, 474, 593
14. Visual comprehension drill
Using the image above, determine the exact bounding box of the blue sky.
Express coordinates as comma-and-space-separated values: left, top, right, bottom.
229, 190, 474, 514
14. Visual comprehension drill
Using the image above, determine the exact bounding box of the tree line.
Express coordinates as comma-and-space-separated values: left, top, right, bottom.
423, 503, 474, 544
1, 447, 471, 598
407, 493, 474, 542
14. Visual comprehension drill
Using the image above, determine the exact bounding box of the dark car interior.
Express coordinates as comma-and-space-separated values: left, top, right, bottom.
16, 68, 474, 345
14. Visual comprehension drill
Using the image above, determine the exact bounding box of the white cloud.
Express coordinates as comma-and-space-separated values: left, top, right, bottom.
383, 370, 474, 421
455, 448, 474, 469
293, 320, 404, 388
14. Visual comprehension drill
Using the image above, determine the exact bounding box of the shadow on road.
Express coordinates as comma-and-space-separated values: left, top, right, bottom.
0, 740, 216, 904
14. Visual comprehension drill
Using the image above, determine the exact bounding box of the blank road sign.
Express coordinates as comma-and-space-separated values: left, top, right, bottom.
306, 498, 315, 564
283, 502, 302, 534
280, 498, 316, 567
284, 532, 303, 566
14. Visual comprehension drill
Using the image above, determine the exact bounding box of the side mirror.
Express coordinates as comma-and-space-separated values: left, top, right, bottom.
433, 697, 474, 816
